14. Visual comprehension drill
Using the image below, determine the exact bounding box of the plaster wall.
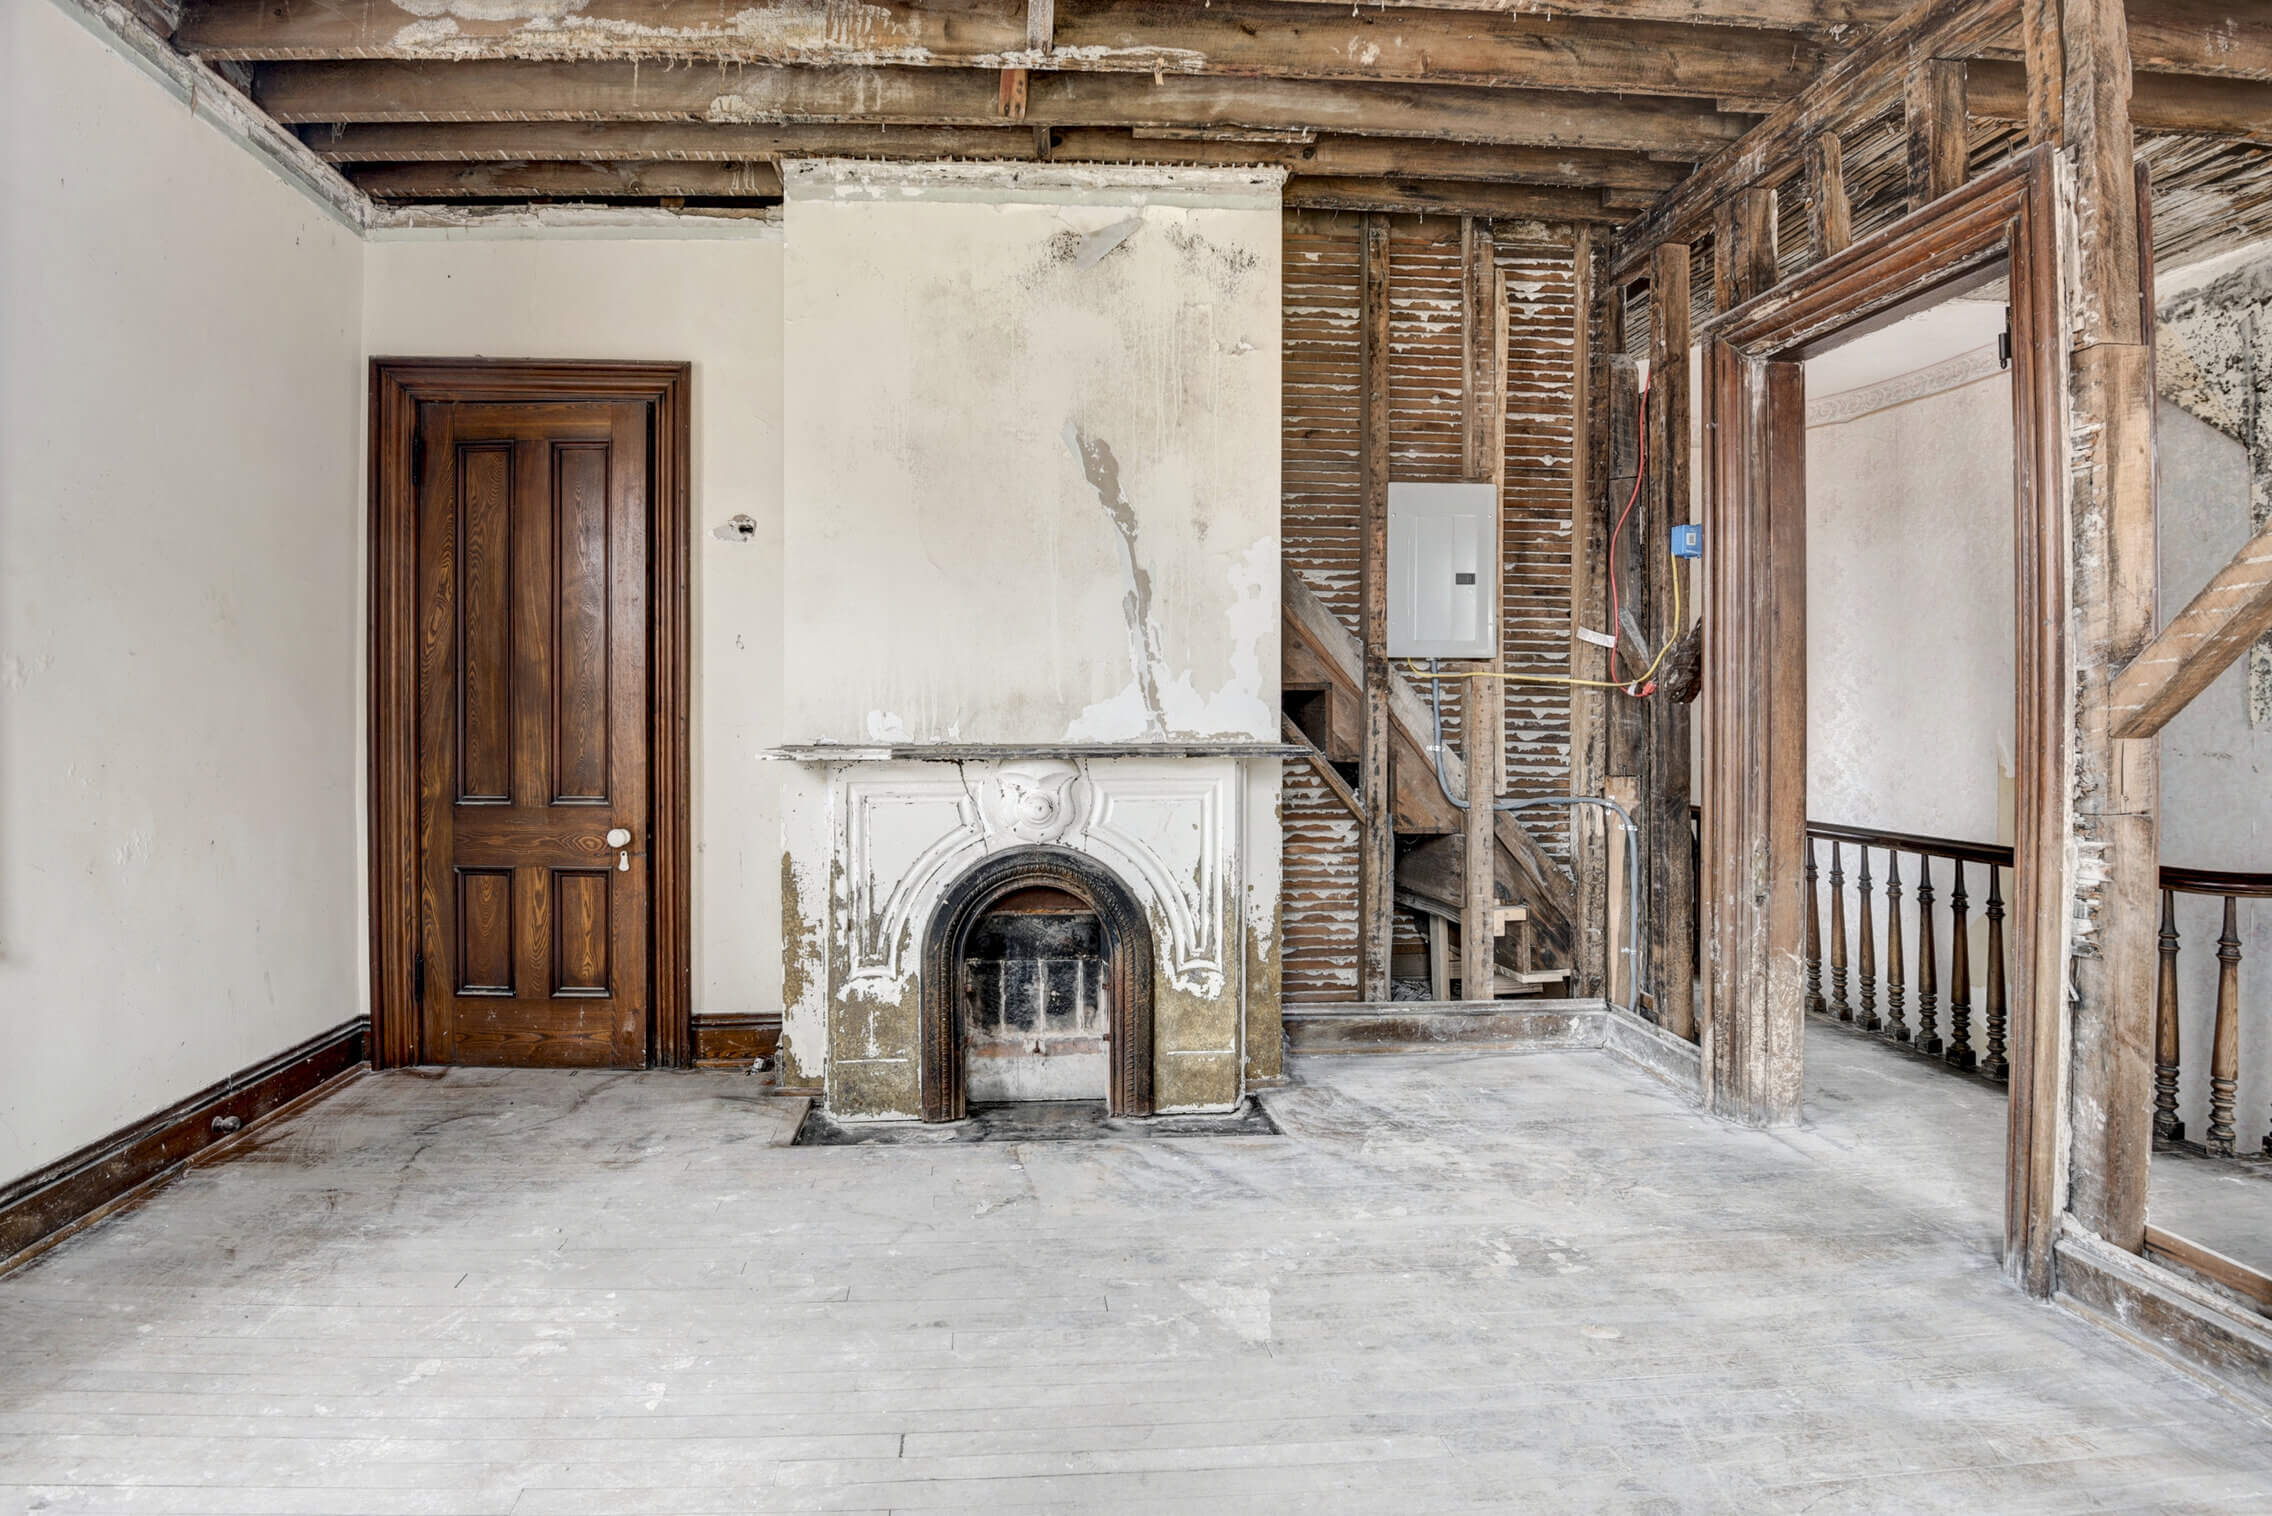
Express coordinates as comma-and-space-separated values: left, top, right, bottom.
779, 163, 1283, 747
0, 0, 365, 1178
361, 229, 788, 1025
1804, 318, 2017, 844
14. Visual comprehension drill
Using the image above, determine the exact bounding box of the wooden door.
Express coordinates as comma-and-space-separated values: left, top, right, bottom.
414, 399, 651, 1067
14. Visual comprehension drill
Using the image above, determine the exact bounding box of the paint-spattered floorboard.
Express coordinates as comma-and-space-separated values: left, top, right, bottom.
2, 1050, 2269, 1514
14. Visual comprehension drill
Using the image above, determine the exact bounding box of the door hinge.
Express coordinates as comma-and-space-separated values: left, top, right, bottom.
1999, 307, 2013, 371
412, 950, 426, 1006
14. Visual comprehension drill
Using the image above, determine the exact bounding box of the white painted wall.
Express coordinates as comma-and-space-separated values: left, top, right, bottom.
1804, 303, 2016, 843
362, 229, 789, 1024
779, 163, 1283, 746
0, 0, 365, 1178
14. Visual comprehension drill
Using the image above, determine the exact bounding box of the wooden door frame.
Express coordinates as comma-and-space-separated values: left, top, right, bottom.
1696, 149, 2089, 1292
368, 359, 694, 1069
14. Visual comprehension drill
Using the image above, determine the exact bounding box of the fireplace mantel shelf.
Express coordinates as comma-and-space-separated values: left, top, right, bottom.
763, 742, 1306, 763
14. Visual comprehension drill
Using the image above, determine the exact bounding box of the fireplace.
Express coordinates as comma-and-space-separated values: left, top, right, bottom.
773, 755, 1278, 1121
920, 845, 1153, 1121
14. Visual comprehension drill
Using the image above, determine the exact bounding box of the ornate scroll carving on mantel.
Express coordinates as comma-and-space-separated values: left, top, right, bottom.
836, 759, 1231, 1002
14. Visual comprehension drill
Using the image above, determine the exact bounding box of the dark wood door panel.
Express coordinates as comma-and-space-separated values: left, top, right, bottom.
415, 396, 651, 1069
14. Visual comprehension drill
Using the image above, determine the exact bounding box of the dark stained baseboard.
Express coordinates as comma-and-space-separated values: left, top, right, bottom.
691, 1013, 781, 1068
0, 1017, 368, 1267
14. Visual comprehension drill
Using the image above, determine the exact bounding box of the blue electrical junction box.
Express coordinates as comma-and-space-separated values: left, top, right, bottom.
1669, 523, 1702, 560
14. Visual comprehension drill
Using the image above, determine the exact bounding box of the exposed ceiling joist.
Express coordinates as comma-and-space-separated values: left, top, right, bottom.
255, 63, 1761, 159
1280, 175, 1628, 220
353, 159, 787, 199
186, 0, 1823, 102
1609, 0, 2014, 277
1965, 59, 2272, 142
301, 121, 1695, 191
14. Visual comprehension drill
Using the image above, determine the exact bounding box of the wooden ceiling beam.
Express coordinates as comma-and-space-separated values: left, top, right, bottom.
1610, 0, 2014, 280
187, 0, 1821, 101
1966, 59, 2272, 142
1230, 0, 1912, 34
305, 122, 1032, 164
303, 121, 1693, 191
352, 160, 787, 198
255, 63, 1759, 159
1280, 176, 1626, 220
345, 157, 1630, 221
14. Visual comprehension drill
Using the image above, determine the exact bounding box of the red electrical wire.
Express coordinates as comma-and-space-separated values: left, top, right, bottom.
1605, 370, 1652, 687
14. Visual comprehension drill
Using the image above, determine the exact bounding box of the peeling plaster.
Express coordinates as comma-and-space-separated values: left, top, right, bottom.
2157, 253, 2272, 726
1063, 422, 1169, 740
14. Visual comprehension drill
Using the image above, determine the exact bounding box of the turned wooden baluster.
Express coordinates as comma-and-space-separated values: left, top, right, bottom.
1946, 861, 1975, 1070
2153, 888, 2183, 1144
1914, 857, 1941, 1056
1856, 848, 1879, 1032
1982, 865, 2008, 1081
2207, 895, 2241, 1157
1828, 841, 1852, 1021
1883, 851, 1908, 1042
1805, 838, 1824, 1015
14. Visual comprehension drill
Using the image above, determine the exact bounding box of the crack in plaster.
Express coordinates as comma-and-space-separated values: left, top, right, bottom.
1063, 422, 1169, 740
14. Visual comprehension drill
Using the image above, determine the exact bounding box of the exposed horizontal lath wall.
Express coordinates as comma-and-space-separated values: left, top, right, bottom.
1279, 761, 1363, 1004
1497, 240, 1578, 861
1279, 211, 1579, 999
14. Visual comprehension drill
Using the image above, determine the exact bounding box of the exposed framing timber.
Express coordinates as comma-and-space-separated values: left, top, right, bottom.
1967, 58, 2272, 143
252, 64, 1761, 161
1905, 54, 1970, 209
1569, 227, 1613, 1002
1713, 186, 1778, 311
1358, 216, 1396, 1005
1644, 240, 1697, 1043
306, 122, 1696, 198
1611, 0, 2012, 279
1461, 221, 1508, 1005
2028, 0, 2158, 1267
1806, 131, 1852, 260
2109, 521, 2272, 739
188, 1, 1824, 103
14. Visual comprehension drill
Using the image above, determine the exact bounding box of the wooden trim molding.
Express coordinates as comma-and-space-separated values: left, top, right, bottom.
691, 1013, 783, 1068
2057, 1233, 2272, 1406
368, 359, 694, 1069
1696, 149, 2080, 1294
0, 1019, 367, 1268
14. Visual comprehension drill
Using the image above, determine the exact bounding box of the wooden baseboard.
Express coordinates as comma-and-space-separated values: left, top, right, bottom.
691, 1012, 781, 1068
2057, 1232, 2272, 1410
0, 1017, 368, 1267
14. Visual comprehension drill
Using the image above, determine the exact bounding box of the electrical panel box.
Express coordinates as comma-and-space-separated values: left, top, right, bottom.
1387, 481, 1498, 659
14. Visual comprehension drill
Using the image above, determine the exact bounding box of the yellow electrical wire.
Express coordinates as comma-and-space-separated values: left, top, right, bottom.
1401, 546, 1685, 693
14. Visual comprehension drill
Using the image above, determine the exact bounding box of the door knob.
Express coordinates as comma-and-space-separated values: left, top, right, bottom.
605, 828, 632, 848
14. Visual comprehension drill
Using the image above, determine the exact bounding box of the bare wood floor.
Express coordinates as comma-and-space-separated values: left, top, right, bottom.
2, 1043, 2269, 1513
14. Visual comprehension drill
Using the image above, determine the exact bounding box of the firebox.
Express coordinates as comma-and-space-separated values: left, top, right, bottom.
920, 845, 1154, 1122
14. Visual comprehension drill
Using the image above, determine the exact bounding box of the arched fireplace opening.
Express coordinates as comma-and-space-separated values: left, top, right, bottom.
919, 846, 1154, 1123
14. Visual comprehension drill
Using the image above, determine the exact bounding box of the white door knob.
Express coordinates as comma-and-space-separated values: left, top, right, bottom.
605, 827, 632, 848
